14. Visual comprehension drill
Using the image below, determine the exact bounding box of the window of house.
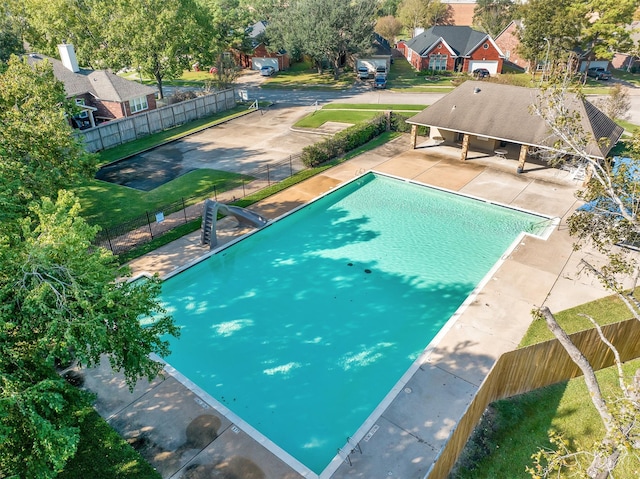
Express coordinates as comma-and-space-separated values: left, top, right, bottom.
407, 49, 412, 62
130, 96, 149, 114
429, 54, 447, 71
75, 98, 88, 118
483, 43, 489, 49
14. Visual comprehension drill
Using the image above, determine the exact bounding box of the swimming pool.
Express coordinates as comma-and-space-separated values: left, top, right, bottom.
159, 173, 552, 476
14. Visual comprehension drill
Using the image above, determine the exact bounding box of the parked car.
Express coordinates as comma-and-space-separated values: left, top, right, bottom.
260, 65, 275, 76
375, 65, 387, 77
358, 66, 370, 80
586, 67, 612, 80
374, 75, 387, 89
472, 68, 490, 79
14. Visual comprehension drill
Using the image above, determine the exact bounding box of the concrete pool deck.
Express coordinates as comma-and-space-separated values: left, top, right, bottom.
77, 136, 622, 479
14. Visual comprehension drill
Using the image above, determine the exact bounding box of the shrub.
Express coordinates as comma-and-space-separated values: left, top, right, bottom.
390, 112, 428, 135
300, 115, 387, 167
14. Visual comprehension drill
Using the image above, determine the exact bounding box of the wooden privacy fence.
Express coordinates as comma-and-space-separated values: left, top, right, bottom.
77, 89, 237, 152
426, 318, 640, 479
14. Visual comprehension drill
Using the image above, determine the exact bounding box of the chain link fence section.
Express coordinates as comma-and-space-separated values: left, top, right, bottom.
94, 154, 304, 255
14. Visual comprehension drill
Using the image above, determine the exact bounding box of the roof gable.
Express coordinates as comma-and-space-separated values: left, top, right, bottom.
405, 26, 489, 57
407, 81, 623, 159
25, 53, 156, 102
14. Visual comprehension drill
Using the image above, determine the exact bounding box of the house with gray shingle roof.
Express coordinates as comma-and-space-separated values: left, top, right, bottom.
26, 44, 157, 129
406, 80, 623, 173
398, 26, 504, 74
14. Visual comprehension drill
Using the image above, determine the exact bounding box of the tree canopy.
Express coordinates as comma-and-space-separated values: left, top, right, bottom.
397, 0, 448, 34
472, 0, 517, 38
517, 0, 639, 71
267, 0, 378, 78
0, 57, 178, 477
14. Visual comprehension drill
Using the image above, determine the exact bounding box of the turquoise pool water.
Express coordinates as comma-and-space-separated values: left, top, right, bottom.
159, 173, 549, 474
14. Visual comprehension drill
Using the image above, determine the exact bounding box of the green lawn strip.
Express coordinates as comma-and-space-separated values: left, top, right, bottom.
59, 408, 160, 479
321, 104, 426, 111
618, 119, 640, 133
613, 68, 640, 87
95, 106, 252, 164
519, 292, 634, 347
293, 110, 382, 128
261, 67, 355, 90
118, 220, 203, 264
453, 358, 640, 478
76, 169, 250, 228
118, 132, 400, 263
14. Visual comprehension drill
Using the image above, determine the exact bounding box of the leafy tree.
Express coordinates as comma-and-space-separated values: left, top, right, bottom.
0, 3, 24, 64
397, 0, 447, 34
578, 0, 638, 68
594, 84, 632, 121
378, 0, 401, 17
526, 71, 640, 478
0, 56, 95, 226
19, 0, 111, 69
268, 0, 378, 79
106, 0, 202, 99
0, 52, 178, 477
375, 15, 404, 43
472, 0, 516, 38
517, 0, 584, 70
196, 0, 251, 87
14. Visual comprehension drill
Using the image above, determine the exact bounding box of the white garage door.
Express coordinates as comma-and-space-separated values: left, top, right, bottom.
468, 60, 499, 74
252, 57, 279, 71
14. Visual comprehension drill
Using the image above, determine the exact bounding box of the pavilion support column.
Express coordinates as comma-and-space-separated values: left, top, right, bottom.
517, 145, 528, 174
410, 124, 418, 149
460, 134, 470, 161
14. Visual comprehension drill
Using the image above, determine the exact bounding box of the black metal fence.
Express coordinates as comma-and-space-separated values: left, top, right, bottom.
95, 154, 304, 255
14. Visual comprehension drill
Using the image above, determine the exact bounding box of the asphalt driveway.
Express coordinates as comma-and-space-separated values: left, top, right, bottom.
95, 105, 323, 191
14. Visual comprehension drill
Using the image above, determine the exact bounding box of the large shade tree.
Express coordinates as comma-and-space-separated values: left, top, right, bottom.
268, 0, 378, 79
0, 56, 179, 478
472, 0, 517, 38
397, 0, 447, 34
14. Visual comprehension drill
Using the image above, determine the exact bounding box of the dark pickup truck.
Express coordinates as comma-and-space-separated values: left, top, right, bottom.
586, 67, 612, 80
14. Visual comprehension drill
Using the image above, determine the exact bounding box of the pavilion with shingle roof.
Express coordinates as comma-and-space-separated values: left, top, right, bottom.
406, 80, 623, 173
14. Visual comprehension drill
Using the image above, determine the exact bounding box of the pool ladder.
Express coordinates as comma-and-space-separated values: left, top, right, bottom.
338, 436, 362, 466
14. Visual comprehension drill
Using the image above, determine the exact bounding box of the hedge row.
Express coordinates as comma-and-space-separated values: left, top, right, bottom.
300, 114, 388, 167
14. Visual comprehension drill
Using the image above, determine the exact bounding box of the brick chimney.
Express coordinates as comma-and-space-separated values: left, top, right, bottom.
58, 43, 79, 73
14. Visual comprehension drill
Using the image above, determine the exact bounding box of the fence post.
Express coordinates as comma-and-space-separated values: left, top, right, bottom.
105, 229, 114, 253
145, 211, 154, 239
182, 197, 188, 223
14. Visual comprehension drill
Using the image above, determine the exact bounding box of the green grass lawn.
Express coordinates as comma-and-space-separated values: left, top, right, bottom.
261, 59, 355, 90
293, 110, 379, 128
453, 358, 640, 478
59, 409, 160, 479
321, 103, 425, 111
519, 291, 636, 347
612, 68, 640, 87
75, 169, 250, 228
452, 292, 640, 478
293, 104, 425, 128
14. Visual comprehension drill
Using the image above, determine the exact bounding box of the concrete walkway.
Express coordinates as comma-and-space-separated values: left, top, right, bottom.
76, 137, 618, 479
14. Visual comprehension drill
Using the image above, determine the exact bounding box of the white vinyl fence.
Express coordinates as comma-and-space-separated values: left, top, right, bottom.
77, 89, 237, 152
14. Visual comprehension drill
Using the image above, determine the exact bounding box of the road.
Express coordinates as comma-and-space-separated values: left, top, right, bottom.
235, 71, 640, 127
